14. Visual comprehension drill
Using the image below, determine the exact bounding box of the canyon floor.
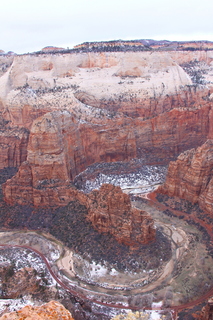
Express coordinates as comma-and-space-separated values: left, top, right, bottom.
1, 43, 213, 319
0, 166, 213, 319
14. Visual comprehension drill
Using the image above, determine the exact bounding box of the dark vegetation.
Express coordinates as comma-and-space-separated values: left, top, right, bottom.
156, 193, 213, 257
0, 167, 17, 185
180, 60, 208, 85
0, 244, 100, 319
0, 199, 172, 272
0, 247, 54, 300
157, 193, 203, 215
15, 82, 80, 95
32, 45, 151, 56
0, 56, 14, 76
51, 203, 171, 271
30, 45, 213, 57
0, 114, 10, 128
0, 168, 171, 272
177, 302, 206, 320
29, 40, 213, 56
1, 169, 213, 318
74, 160, 168, 191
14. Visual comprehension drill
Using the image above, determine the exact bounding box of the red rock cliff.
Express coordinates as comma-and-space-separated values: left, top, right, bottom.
86, 184, 156, 246
0, 126, 29, 169
2, 110, 136, 206
0, 301, 74, 320
1, 48, 213, 207
158, 139, 213, 214
3, 101, 210, 207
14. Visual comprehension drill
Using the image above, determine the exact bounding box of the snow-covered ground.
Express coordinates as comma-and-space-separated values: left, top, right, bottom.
70, 253, 159, 291
76, 165, 167, 194
0, 297, 34, 316
0, 247, 56, 286
110, 309, 173, 320
0, 247, 57, 316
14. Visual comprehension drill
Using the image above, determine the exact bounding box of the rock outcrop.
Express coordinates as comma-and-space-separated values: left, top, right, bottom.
3, 101, 210, 207
198, 297, 213, 320
158, 139, 213, 214
1, 43, 213, 208
3, 167, 155, 245
74, 39, 213, 51
0, 125, 29, 169
41, 46, 65, 52
0, 301, 74, 320
0, 266, 46, 299
2, 109, 136, 206
1, 41, 213, 319
87, 184, 155, 246
0, 54, 14, 77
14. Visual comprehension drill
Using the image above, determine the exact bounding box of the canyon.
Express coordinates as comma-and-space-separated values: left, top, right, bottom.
0, 40, 213, 319
86, 184, 155, 246
158, 139, 213, 214
1, 45, 213, 209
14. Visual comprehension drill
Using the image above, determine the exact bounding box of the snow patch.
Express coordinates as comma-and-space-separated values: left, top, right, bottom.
152, 301, 163, 308
148, 310, 163, 319
0, 247, 56, 287
89, 261, 109, 278
0, 297, 33, 316
77, 165, 167, 194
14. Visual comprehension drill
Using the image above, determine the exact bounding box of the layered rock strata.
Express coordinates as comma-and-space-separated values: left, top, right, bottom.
2, 110, 136, 206
3, 102, 210, 207
74, 39, 213, 51
158, 139, 213, 214
87, 184, 155, 245
3, 172, 155, 245
1, 45, 213, 208
1, 49, 213, 127
0, 126, 29, 169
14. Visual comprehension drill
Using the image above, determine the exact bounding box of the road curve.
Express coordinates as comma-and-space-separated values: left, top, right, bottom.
146, 192, 213, 312
0, 192, 212, 314
0, 241, 213, 314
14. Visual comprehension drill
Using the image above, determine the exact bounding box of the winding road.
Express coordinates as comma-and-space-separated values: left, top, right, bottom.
0, 239, 213, 315
0, 193, 213, 316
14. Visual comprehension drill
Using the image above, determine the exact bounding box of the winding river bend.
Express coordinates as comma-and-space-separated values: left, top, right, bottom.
0, 193, 213, 316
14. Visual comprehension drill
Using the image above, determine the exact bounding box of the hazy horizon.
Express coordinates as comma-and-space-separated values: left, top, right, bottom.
1, 0, 213, 54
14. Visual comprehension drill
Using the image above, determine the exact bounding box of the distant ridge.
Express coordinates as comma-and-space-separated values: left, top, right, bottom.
3, 39, 213, 55
33, 39, 213, 55
73, 39, 213, 51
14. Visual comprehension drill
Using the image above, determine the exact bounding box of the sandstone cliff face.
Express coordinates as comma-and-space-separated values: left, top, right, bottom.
3, 168, 155, 245
1, 50, 213, 127
0, 266, 47, 299
158, 139, 213, 214
1, 47, 213, 207
0, 126, 29, 169
0, 301, 74, 320
2, 109, 136, 206
3, 101, 210, 207
2, 160, 88, 207
86, 184, 155, 246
